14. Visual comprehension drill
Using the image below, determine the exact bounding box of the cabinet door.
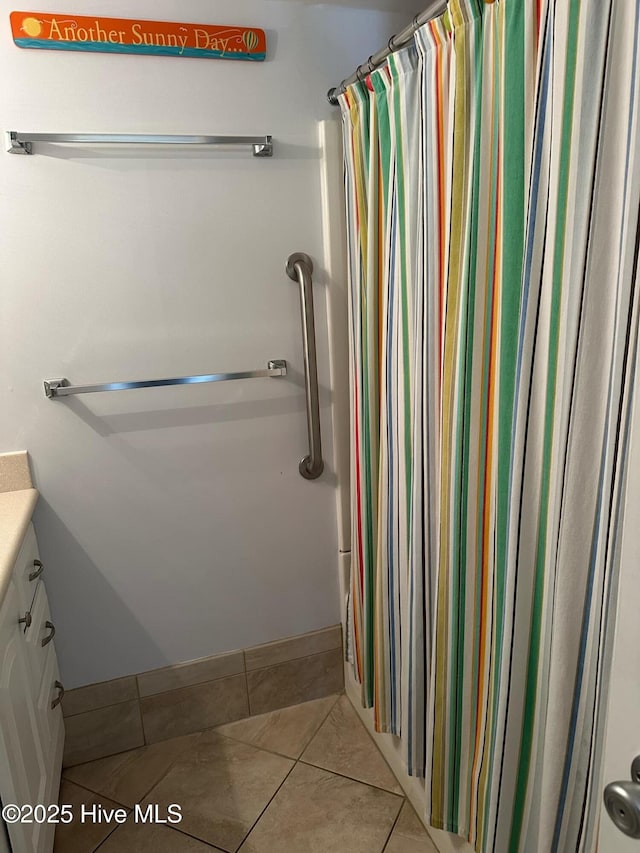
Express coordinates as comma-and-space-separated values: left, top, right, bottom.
34, 648, 64, 853
25, 584, 65, 792
37, 643, 64, 775
0, 582, 50, 853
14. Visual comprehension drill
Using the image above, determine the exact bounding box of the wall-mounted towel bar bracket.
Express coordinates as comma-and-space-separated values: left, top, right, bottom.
6, 132, 273, 157
44, 360, 287, 399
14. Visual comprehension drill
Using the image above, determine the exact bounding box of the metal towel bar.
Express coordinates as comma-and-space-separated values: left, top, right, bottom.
44, 360, 287, 399
287, 253, 323, 480
6, 132, 273, 157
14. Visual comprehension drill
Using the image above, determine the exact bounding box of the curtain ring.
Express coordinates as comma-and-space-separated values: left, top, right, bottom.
356, 65, 366, 83
367, 55, 375, 73
387, 35, 396, 52
413, 13, 422, 29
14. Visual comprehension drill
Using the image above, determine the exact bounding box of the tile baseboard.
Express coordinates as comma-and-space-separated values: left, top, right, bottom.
63, 624, 343, 767
247, 648, 344, 716
244, 625, 342, 671
63, 701, 144, 768
62, 676, 138, 718
137, 650, 244, 699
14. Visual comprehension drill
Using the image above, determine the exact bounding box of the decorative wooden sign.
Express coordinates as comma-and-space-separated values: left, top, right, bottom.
10, 12, 266, 60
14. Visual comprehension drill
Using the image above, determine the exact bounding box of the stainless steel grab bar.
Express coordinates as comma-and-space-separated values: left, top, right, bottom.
287, 253, 323, 480
7, 132, 273, 157
44, 360, 287, 398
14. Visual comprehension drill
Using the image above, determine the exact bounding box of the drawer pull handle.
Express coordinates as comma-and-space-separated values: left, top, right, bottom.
29, 559, 44, 582
18, 611, 32, 628
42, 621, 56, 647
51, 681, 64, 710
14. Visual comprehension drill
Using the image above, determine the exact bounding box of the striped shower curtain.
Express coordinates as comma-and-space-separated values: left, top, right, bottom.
339, 0, 640, 851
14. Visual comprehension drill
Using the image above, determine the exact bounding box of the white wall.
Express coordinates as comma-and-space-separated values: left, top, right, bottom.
0, 0, 409, 688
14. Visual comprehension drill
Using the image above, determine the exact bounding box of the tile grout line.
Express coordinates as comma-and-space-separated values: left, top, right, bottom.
152, 820, 228, 850
63, 739, 147, 773
244, 641, 343, 674
244, 664, 252, 717
57, 782, 130, 853
296, 758, 405, 797
137, 665, 246, 701
380, 797, 407, 853
91, 820, 125, 852
91, 815, 225, 852
136, 695, 147, 747
137, 712, 249, 750
212, 693, 343, 762
236, 759, 299, 852
60, 778, 133, 811
65, 668, 246, 718
63, 696, 139, 721
214, 728, 283, 756
297, 692, 342, 755
136, 732, 206, 806
344, 692, 408, 796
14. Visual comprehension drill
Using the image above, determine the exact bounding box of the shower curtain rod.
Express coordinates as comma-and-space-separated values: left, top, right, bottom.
327, 1, 447, 105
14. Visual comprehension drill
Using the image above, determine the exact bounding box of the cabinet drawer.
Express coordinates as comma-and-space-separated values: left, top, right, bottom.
13, 523, 43, 622
24, 583, 56, 691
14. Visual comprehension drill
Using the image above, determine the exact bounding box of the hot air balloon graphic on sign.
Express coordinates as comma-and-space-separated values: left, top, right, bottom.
242, 30, 259, 53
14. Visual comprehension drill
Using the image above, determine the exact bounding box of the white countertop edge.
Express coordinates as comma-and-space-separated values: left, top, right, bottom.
0, 488, 39, 606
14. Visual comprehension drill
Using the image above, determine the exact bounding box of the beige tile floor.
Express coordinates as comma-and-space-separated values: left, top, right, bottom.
55, 694, 439, 853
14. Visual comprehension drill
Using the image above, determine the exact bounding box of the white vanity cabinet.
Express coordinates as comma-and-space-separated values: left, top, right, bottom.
0, 523, 64, 853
